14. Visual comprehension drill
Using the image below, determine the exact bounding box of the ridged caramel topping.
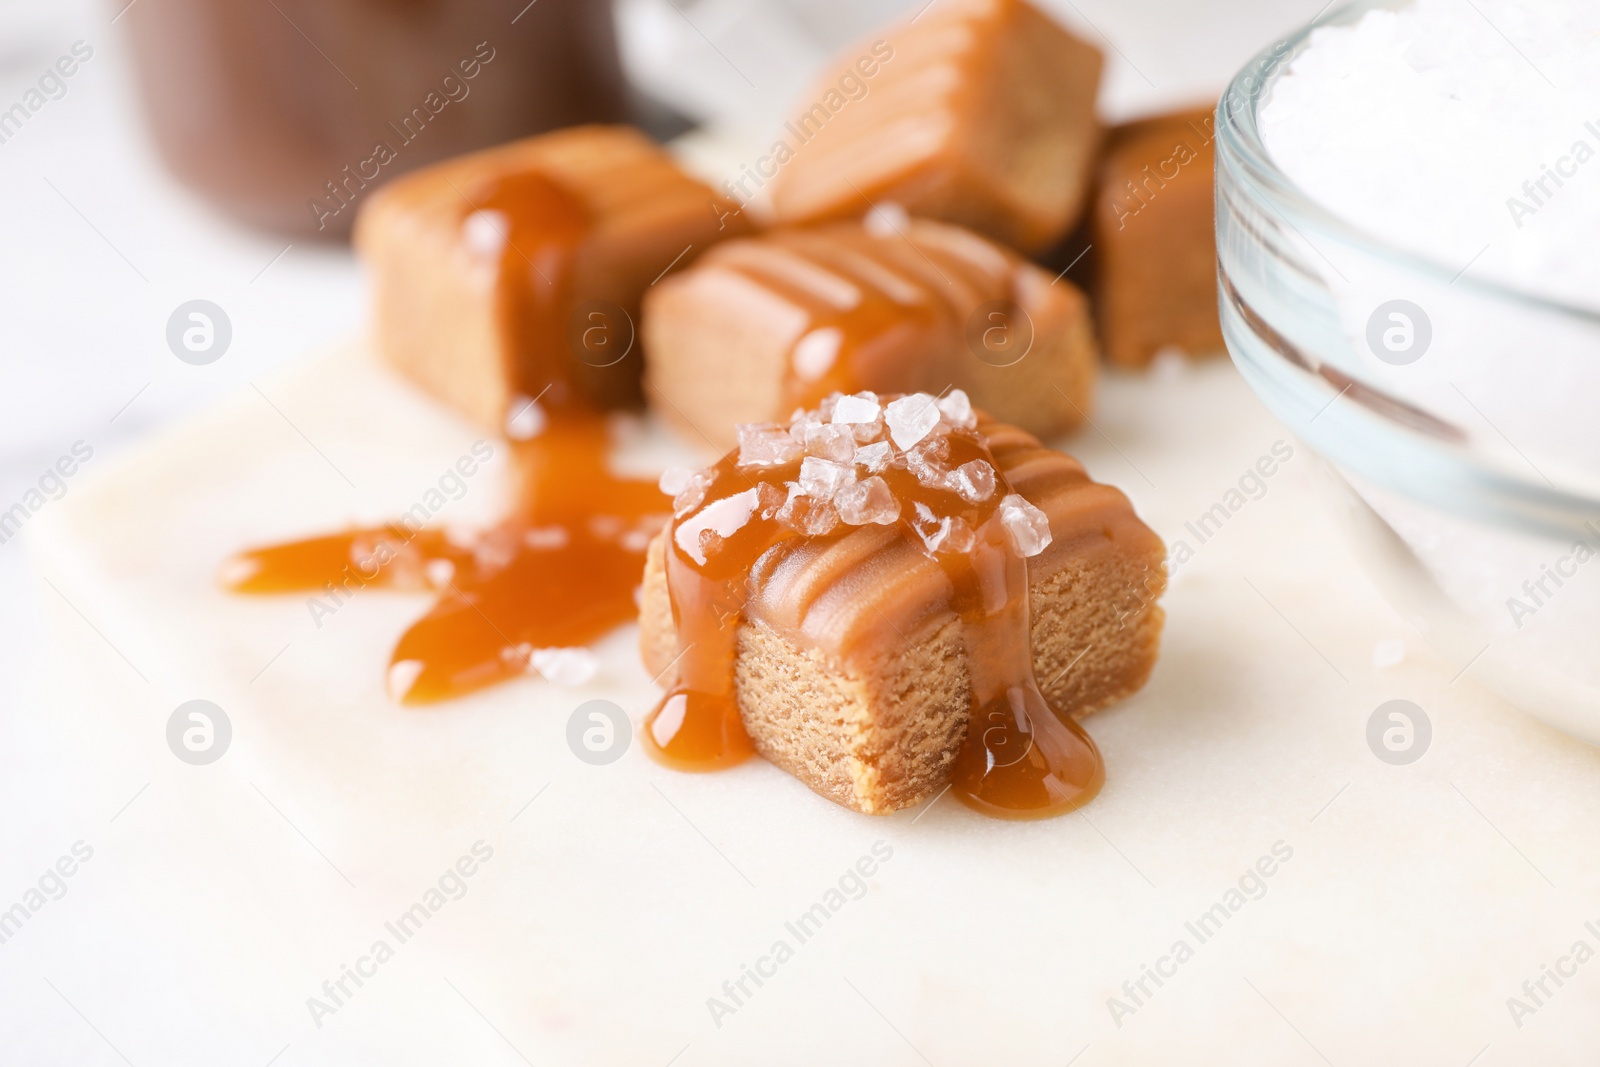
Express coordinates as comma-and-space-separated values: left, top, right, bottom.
766, 0, 1103, 252
689, 219, 1024, 411
356, 125, 719, 264
765, 1, 997, 217
746, 425, 1137, 656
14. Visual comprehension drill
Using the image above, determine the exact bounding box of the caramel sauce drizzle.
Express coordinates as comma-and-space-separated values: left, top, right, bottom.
647, 400, 1104, 818
224, 170, 663, 704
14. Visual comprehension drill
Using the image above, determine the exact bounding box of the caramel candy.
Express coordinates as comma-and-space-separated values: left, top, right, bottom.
355, 125, 746, 431
1091, 107, 1222, 367
638, 394, 1165, 817
641, 218, 1097, 453
765, 0, 1103, 254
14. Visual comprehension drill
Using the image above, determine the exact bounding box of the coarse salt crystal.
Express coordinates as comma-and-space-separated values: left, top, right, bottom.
854, 440, 892, 473
737, 423, 803, 468
775, 484, 840, 536
774, 482, 805, 524
885, 394, 941, 450
798, 456, 855, 500
530, 647, 600, 687
949, 459, 996, 503
787, 412, 822, 446
697, 528, 724, 559
472, 530, 518, 570
804, 422, 857, 463
905, 437, 950, 489
658, 466, 699, 497
505, 397, 546, 440
524, 526, 570, 550
849, 418, 886, 445
755, 481, 787, 519
832, 393, 882, 425
937, 389, 976, 429
1150, 347, 1189, 383
998, 493, 1052, 557
799, 500, 840, 536
836, 476, 900, 525
664, 468, 713, 517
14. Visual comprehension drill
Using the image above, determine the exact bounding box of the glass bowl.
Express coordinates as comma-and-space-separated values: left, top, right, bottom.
1215, 0, 1600, 741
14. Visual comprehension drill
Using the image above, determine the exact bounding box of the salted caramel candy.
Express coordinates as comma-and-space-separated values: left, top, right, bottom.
638, 391, 1165, 818
765, 0, 1103, 254
355, 125, 747, 432
641, 217, 1097, 454
1091, 107, 1222, 367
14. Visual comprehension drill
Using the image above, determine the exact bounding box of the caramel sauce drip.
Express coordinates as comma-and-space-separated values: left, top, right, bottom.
647, 405, 1103, 818
645, 461, 775, 771
224, 171, 664, 703
475, 170, 591, 407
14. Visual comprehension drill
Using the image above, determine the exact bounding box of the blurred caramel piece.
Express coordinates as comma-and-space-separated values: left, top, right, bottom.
765, 0, 1103, 254
642, 217, 1096, 452
355, 125, 746, 430
638, 418, 1166, 815
1091, 107, 1222, 367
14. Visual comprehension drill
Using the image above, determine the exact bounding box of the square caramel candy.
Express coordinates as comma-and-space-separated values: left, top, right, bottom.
764, 0, 1103, 255
355, 125, 747, 432
639, 410, 1166, 816
1091, 106, 1223, 367
641, 217, 1097, 453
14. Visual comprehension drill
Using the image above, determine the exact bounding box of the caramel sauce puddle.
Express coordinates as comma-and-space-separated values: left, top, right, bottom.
224, 171, 662, 704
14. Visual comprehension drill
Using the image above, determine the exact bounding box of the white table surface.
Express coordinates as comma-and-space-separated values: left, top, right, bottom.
11, 0, 1565, 1064
27, 341, 1600, 1066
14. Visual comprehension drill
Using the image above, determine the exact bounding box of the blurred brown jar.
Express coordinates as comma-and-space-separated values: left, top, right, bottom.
123, 0, 629, 238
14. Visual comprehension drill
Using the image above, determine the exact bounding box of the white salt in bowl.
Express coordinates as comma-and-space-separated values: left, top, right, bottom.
1216, 0, 1600, 740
